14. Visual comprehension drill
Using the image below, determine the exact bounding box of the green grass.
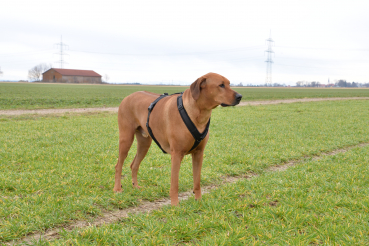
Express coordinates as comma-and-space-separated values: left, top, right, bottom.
0, 83, 186, 110
0, 82, 368, 110
46, 144, 369, 245
1, 100, 369, 243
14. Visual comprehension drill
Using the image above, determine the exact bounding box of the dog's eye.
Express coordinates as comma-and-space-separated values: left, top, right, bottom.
219, 84, 225, 88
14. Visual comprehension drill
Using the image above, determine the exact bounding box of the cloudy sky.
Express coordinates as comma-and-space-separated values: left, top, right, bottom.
1, 0, 368, 85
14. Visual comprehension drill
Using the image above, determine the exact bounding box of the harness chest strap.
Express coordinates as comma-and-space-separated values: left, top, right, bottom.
146, 93, 211, 154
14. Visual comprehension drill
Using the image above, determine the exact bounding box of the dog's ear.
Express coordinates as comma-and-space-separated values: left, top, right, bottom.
190, 77, 206, 101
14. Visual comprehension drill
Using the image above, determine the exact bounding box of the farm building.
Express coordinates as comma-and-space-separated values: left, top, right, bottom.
42, 68, 102, 84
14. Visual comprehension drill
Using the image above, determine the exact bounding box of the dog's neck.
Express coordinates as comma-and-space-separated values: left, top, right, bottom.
182, 90, 214, 132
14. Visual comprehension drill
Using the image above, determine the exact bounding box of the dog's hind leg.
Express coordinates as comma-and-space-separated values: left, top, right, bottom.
130, 129, 152, 188
113, 125, 135, 193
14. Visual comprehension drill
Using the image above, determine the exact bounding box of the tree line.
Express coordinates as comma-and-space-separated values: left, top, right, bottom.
296, 80, 369, 87
233, 82, 287, 87
233, 81, 369, 88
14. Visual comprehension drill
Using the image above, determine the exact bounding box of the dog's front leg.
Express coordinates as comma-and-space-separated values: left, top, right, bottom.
191, 149, 204, 201
170, 152, 185, 206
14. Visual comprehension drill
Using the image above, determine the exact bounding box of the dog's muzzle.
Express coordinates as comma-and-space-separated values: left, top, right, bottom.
221, 93, 242, 107
234, 93, 242, 105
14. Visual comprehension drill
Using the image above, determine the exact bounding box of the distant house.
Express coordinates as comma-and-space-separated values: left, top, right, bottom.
42, 68, 102, 84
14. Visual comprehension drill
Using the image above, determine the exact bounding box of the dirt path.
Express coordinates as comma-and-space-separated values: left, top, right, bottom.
0, 107, 118, 116
1, 97, 368, 116
238, 97, 369, 106
10, 142, 369, 245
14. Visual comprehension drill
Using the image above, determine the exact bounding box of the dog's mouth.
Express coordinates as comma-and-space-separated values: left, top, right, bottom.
220, 102, 240, 107
220, 93, 242, 107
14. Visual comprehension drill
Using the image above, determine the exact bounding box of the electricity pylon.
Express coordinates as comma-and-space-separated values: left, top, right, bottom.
265, 31, 274, 84
55, 36, 68, 68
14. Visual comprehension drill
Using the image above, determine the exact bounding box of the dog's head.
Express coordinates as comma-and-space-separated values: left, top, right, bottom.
190, 73, 242, 108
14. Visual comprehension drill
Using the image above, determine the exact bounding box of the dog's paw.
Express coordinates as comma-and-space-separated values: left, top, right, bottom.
113, 187, 123, 193
132, 182, 142, 189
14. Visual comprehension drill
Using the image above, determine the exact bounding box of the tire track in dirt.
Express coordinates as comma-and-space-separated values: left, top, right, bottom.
1, 97, 368, 116
9, 142, 369, 245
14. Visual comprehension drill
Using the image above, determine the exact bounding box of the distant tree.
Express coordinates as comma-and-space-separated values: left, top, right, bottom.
351, 82, 358, 87
103, 74, 110, 83
296, 81, 322, 87
28, 63, 52, 82
273, 83, 285, 87
335, 79, 347, 87
297, 81, 309, 87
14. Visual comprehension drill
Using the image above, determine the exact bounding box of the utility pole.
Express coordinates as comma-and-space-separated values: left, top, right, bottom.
55, 36, 68, 68
265, 31, 274, 84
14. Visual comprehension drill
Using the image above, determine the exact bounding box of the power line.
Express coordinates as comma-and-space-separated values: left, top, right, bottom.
274, 63, 362, 71
275, 45, 369, 52
68, 45, 263, 56
0, 49, 53, 57
0, 58, 55, 65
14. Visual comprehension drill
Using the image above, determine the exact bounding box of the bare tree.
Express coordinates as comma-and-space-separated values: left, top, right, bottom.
335, 79, 347, 87
103, 74, 110, 83
296, 81, 304, 87
28, 63, 52, 82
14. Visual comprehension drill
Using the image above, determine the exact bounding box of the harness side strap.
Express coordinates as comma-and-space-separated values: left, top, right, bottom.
146, 93, 169, 154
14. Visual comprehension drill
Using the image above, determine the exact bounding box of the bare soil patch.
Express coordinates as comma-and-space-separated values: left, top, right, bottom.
11, 142, 369, 245
1, 97, 368, 116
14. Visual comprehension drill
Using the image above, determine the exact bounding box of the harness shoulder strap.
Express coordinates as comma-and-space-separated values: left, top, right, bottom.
146, 93, 211, 154
177, 95, 210, 152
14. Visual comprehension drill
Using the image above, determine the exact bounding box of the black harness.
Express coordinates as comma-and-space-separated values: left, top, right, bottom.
146, 93, 211, 154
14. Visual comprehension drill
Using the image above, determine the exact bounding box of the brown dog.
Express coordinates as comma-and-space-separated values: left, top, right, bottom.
113, 72, 242, 205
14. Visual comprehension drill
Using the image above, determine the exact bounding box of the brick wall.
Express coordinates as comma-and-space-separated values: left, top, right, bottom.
42, 70, 62, 82
42, 71, 102, 84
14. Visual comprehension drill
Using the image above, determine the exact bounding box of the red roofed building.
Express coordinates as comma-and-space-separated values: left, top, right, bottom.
42, 68, 102, 84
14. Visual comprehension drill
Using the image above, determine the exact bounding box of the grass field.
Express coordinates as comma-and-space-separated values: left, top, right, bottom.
47, 144, 369, 245
0, 82, 368, 110
1, 99, 369, 244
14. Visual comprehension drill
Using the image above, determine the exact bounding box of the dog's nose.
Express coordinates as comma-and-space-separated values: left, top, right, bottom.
235, 93, 242, 102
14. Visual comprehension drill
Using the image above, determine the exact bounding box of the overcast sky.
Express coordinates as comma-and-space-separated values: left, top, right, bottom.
1, 0, 368, 85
